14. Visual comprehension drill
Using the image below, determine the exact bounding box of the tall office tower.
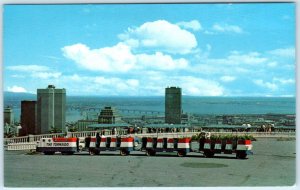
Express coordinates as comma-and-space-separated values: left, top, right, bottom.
4, 106, 14, 125
165, 87, 182, 124
37, 85, 66, 134
20, 101, 37, 136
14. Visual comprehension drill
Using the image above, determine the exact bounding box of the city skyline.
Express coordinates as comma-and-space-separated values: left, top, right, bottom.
3, 3, 295, 97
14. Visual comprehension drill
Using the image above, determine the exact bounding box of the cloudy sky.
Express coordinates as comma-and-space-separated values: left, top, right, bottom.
3, 3, 295, 96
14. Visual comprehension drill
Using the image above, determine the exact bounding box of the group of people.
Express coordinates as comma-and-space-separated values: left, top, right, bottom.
84, 133, 102, 149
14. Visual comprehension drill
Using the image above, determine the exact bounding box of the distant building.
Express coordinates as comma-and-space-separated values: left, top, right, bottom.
20, 101, 37, 136
4, 106, 14, 126
181, 113, 189, 125
76, 119, 98, 131
98, 106, 122, 124
37, 85, 66, 134
165, 87, 182, 124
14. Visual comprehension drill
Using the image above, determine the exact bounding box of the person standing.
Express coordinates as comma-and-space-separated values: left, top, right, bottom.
76, 137, 80, 152
85, 135, 91, 149
96, 133, 100, 148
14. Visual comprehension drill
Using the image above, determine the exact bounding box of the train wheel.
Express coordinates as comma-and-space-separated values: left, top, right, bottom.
236, 152, 247, 159
146, 150, 156, 156
120, 149, 129, 156
44, 151, 55, 155
89, 149, 96, 155
203, 150, 214, 158
150, 151, 156, 156
177, 151, 186, 157
146, 150, 151, 156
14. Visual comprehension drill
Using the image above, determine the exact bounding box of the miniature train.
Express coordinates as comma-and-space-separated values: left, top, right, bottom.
36, 134, 253, 159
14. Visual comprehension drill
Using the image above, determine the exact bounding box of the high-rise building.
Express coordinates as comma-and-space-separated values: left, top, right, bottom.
20, 101, 37, 136
37, 85, 66, 134
4, 106, 14, 125
165, 87, 182, 124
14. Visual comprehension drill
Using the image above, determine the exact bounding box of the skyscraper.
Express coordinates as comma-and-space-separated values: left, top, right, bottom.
20, 101, 37, 136
4, 106, 14, 125
37, 85, 66, 134
165, 87, 182, 124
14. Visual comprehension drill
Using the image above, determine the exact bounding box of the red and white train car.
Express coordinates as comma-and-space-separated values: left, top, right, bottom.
144, 137, 191, 157
88, 136, 134, 156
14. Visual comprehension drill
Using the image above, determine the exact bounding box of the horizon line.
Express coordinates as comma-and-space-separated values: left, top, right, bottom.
3, 91, 295, 98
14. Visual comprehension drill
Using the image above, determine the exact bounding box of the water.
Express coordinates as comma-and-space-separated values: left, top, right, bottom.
4, 95, 296, 122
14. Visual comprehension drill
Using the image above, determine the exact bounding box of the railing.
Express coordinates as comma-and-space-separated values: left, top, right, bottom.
4, 133, 65, 146
32, 133, 65, 142
7, 142, 37, 151
4, 136, 29, 145
212, 131, 296, 138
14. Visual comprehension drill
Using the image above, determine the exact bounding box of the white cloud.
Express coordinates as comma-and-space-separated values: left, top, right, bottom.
196, 51, 268, 69
11, 74, 25, 78
6, 64, 62, 79
204, 30, 215, 35
62, 43, 188, 72
206, 44, 212, 51
31, 72, 62, 79
268, 47, 295, 58
42, 55, 62, 61
273, 77, 294, 85
126, 79, 139, 87
136, 52, 188, 70
60, 73, 224, 96
62, 43, 136, 72
93, 77, 140, 95
226, 52, 267, 65
253, 79, 278, 91
253, 77, 294, 92
267, 61, 278, 67
60, 74, 141, 95
178, 76, 224, 96
119, 20, 197, 54
67, 74, 82, 82
7, 86, 27, 93
212, 23, 243, 33
176, 20, 202, 31
7, 65, 49, 72
220, 76, 236, 82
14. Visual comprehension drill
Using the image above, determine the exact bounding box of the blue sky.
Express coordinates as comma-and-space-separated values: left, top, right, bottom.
3, 3, 295, 96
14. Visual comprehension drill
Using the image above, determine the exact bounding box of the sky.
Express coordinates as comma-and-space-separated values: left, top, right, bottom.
3, 3, 295, 97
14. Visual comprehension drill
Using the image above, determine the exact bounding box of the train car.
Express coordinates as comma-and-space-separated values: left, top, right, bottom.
143, 137, 191, 157
36, 137, 78, 155
200, 138, 253, 159
88, 136, 134, 156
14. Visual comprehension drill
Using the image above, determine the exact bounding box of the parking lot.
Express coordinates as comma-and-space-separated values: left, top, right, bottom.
4, 138, 296, 187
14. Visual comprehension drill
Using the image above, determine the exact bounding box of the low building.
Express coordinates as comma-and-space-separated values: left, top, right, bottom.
76, 120, 98, 131
87, 123, 132, 135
